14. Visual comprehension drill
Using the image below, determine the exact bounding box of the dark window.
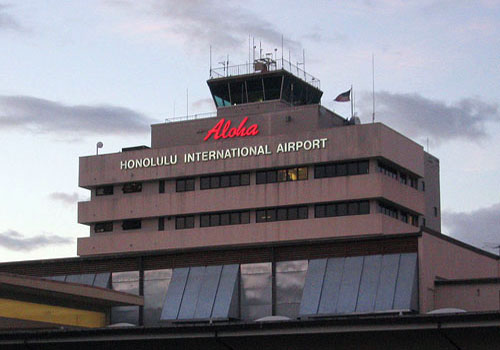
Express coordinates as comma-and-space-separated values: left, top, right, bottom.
315, 205, 325, 218
256, 171, 267, 184
230, 212, 240, 225
230, 174, 240, 186
158, 217, 165, 231
176, 178, 195, 192
325, 164, 335, 177
314, 165, 325, 179
210, 214, 220, 226
288, 207, 298, 220
298, 206, 308, 219
277, 208, 288, 221
185, 178, 195, 191
266, 170, 277, 183
359, 201, 370, 214
358, 161, 369, 174
210, 176, 220, 189
422, 181, 426, 192
159, 180, 165, 193
400, 212, 408, 223
256, 210, 267, 223
94, 222, 113, 233
336, 163, 347, 176
326, 203, 336, 217
200, 177, 210, 190
240, 173, 250, 185
200, 214, 210, 227
400, 173, 407, 185
122, 219, 141, 230
347, 162, 358, 176
240, 211, 250, 224
96, 185, 113, 196
434, 207, 438, 217
176, 216, 194, 229
266, 209, 276, 222
122, 182, 142, 193
348, 202, 359, 215
337, 203, 347, 216
220, 175, 230, 187
220, 213, 230, 226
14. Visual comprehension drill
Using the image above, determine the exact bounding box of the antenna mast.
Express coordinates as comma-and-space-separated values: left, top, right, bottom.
372, 53, 375, 123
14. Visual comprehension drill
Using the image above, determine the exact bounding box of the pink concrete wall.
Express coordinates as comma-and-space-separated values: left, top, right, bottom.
418, 232, 499, 312
435, 283, 500, 312
78, 170, 424, 224
78, 214, 417, 256
423, 152, 441, 231
79, 123, 425, 188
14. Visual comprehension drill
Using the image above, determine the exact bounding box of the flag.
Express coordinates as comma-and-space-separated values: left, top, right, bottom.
334, 89, 351, 102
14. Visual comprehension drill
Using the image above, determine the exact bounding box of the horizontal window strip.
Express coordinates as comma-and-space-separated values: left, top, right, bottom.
314, 160, 369, 178
315, 200, 370, 218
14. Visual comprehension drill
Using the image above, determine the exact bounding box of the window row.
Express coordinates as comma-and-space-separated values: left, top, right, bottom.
200, 211, 250, 227
315, 201, 370, 218
377, 161, 419, 190
200, 172, 250, 190
314, 161, 369, 179
256, 167, 308, 184
378, 202, 419, 227
256, 206, 308, 223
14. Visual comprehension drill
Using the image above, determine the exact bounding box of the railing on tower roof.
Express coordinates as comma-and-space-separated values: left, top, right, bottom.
209, 58, 321, 89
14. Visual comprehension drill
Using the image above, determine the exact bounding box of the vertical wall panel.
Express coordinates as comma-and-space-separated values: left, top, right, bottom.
111, 271, 139, 325
212, 264, 239, 319
240, 262, 272, 320
160, 267, 189, 320
393, 253, 418, 310
178, 266, 205, 319
276, 260, 308, 318
336, 256, 364, 314
194, 265, 222, 318
374, 254, 400, 311
93, 272, 111, 288
318, 257, 344, 314
299, 259, 327, 316
143, 269, 172, 326
356, 255, 382, 313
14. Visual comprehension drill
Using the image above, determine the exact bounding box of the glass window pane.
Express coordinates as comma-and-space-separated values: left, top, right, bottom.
337, 203, 347, 216
200, 215, 210, 227
185, 216, 195, 228
298, 206, 308, 219
315, 205, 325, 218
240, 173, 250, 185
277, 208, 287, 221
240, 211, 250, 224
256, 171, 267, 184
230, 174, 240, 186
325, 164, 335, 177
314, 165, 325, 178
336, 163, 347, 176
210, 176, 220, 189
277, 169, 287, 182
347, 162, 358, 175
266, 209, 276, 222
220, 213, 230, 226
326, 204, 336, 217
359, 201, 370, 214
175, 217, 185, 230
230, 212, 240, 225
210, 214, 220, 226
298, 167, 308, 180
176, 180, 185, 192
288, 207, 298, 220
358, 161, 369, 174
200, 177, 210, 190
287, 168, 298, 181
267, 170, 277, 183
185, 178, 195, 191
220, 175, 230, 188
348, 202, 359, 215
256, 210, 267, 223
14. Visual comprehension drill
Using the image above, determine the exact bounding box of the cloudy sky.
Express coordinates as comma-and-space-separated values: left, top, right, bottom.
1, 0, 499, 261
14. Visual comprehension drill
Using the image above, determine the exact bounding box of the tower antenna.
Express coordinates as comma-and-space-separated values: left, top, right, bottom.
281, 35, 284, 66
209, 45, 212, 77
372, 53, 375, 123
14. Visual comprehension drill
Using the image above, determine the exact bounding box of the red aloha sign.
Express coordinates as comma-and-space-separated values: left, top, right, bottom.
204, 117, 259, 141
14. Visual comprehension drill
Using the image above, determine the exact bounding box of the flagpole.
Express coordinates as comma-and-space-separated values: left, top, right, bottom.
372, 53, 375, 123
350, 85, 353, 118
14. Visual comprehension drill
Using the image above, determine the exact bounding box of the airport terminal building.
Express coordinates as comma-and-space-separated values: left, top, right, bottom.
1, 59, 500, 349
